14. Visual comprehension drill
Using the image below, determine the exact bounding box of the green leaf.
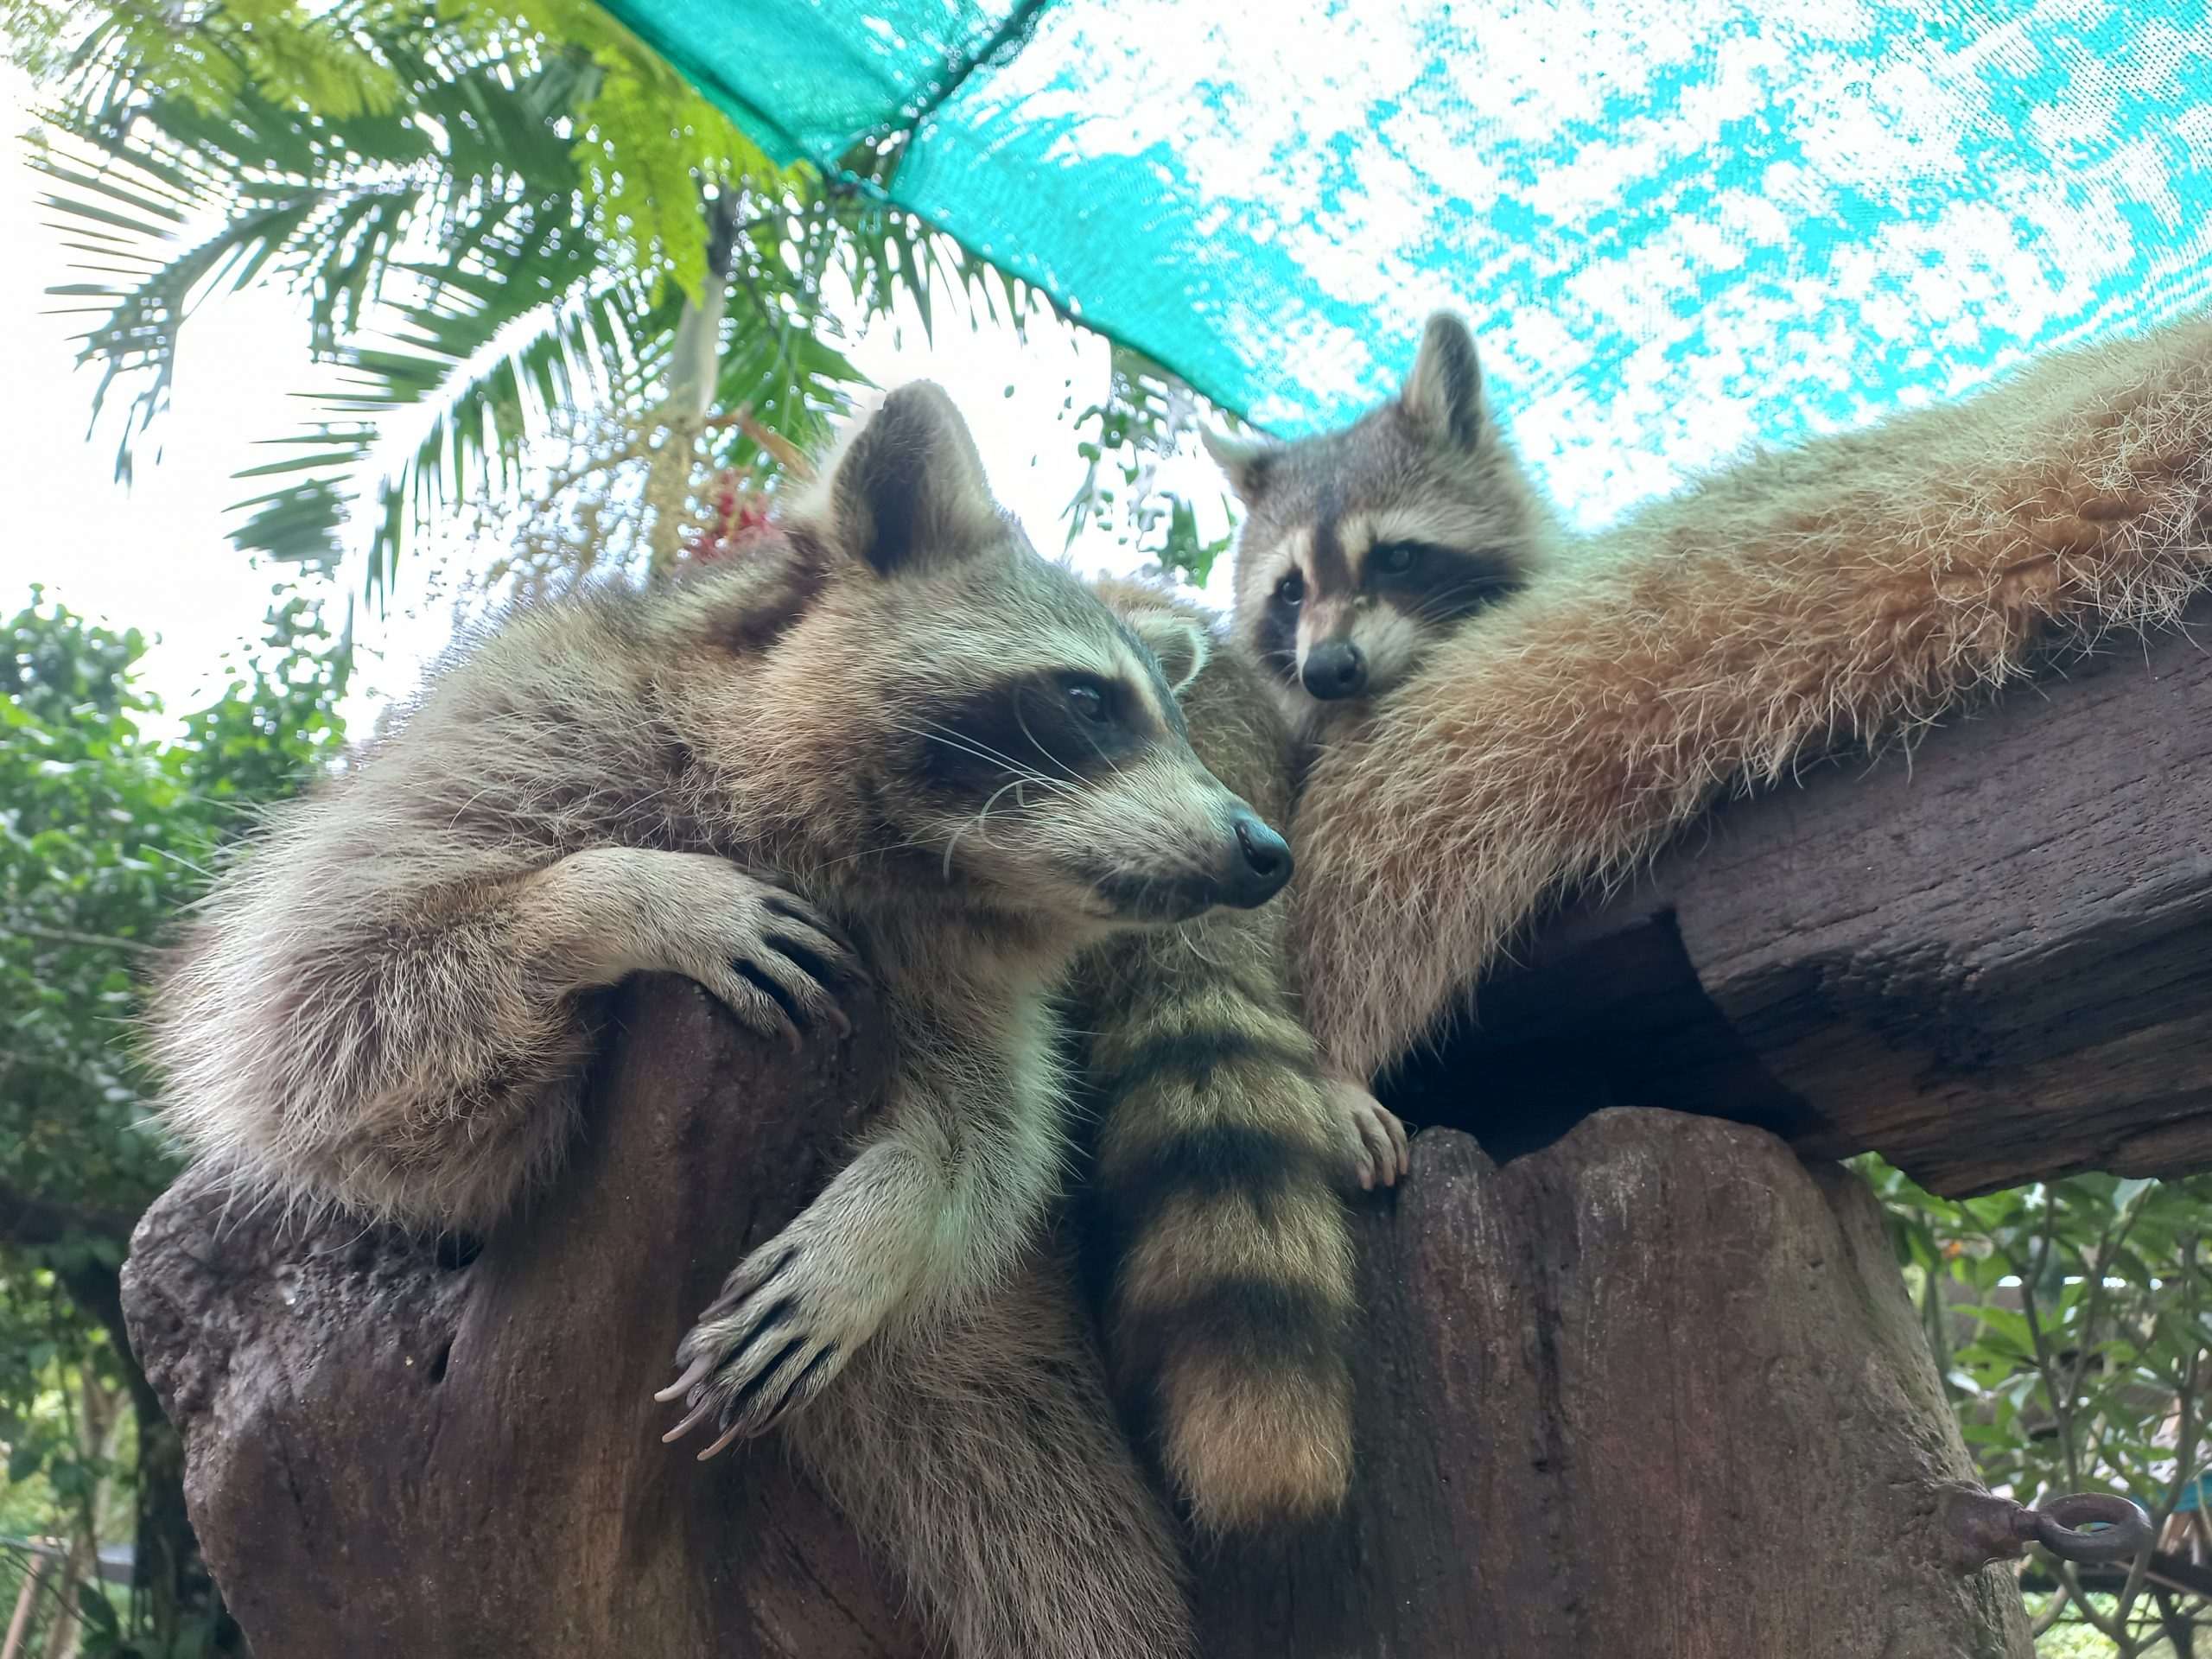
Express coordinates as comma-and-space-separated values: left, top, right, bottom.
77, 1580, 122, 1635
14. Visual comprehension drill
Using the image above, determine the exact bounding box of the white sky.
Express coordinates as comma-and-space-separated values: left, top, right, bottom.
0, 67, 1237, 728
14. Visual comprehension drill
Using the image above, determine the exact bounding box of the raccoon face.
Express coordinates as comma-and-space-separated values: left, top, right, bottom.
893, 601, 1292, 926
735, 383, 1291, 930
1212, 314, 1554, 734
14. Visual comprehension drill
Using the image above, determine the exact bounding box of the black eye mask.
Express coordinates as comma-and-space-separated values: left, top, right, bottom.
1364, 543, 1524, 625
912, 671, 1153, 798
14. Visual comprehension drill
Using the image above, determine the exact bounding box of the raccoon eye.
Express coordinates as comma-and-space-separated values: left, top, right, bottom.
1274, 572, 1305, 607
1373, 543, 1421, 576
1065, 680, 1110, 723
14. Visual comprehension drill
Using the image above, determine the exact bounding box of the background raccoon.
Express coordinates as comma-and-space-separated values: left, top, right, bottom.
151, 384, 1303, 1659
1208, 313, 1560, 745
1215, 310, 2212, 1081
1071, 578, 1404, 1539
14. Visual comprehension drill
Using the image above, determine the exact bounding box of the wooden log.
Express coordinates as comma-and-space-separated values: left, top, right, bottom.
1394, 595, 2212, 1197
123, 981, 2029, 1656
1200, 1113, 2030, 1657
121, 976, 930, 1658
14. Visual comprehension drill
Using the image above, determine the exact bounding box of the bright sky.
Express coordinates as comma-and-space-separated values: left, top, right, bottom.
0, 67, 1238, 728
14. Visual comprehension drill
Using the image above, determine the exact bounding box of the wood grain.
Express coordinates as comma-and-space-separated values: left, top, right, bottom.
125, 998, 2026, 1654
123, 976, 929, 1659
1393, 598, 2212, 1196
1199, 1112, 2028, 1657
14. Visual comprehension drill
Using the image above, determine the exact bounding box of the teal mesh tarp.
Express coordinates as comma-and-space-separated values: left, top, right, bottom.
604, 0, 2212, 507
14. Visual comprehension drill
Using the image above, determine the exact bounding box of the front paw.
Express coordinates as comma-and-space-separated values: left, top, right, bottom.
680, 873, 868, 1052
1325, 1072, 1409, 1190
656, 1236, 861, 1457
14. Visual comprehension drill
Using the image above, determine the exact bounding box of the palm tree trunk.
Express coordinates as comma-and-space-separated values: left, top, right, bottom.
645, 189, 742, 578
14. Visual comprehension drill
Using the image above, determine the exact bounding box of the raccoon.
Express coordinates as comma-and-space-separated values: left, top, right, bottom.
1218, 311, 2212, 1082
1207, 313, 1561, 746
1070, 578, 1404, 1539
150, 384, 1304, 1659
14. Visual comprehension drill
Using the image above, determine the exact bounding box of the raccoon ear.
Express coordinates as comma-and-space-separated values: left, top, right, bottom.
1401, 312, 1487, 451
1201, 425, 1281, 503
1122, 607, 1212, 696
824, 383, 1001, 575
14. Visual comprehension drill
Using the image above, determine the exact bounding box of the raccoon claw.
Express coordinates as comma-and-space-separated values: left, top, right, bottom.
692, 881, 867, 1051
653, 1351, 715, 1404
661, 1395, 719, 1441
761, 894, 868, 978
661, 1329, 845, 1451
696, 1423, 747, 1461
661, 1240, 855, 1449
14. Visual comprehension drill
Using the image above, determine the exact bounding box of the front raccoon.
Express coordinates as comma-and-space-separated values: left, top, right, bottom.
152, 384, 1295, 1659
1210, 313, 1560, 743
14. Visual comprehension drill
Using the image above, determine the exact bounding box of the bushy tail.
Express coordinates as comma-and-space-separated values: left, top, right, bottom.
1077, 579, 1360, 1535
1077, 926, 1358, 1534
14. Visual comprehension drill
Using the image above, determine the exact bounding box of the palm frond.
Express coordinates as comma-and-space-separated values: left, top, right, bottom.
22, 0, 1046, 599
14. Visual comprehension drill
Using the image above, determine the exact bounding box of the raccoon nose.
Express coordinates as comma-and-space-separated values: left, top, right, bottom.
1217, 812, 1294, 909
1301, 639, 1368, 699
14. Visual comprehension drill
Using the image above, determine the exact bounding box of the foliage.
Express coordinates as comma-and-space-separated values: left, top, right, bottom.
0, 590, 346, 1656
6, 0, 998, 588
1064, 342, 1236, 586
1873, 1162, 2212, 1656
5, 0, 1205, 603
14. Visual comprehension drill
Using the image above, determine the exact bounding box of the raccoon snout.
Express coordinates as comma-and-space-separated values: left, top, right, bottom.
1300, 639, 1368, 699
1213, 811, 1294, 909
1093, 810, 1292, 921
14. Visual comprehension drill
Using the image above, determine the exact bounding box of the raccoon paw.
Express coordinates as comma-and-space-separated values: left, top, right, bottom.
656, 1236, 861, 1456
681, 874, 867, 1052
1324, 1071, 1408, 1190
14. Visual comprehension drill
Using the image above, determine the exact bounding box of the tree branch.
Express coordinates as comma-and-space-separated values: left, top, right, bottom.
0, 1179, 139, 1250
17, 924, 158, 955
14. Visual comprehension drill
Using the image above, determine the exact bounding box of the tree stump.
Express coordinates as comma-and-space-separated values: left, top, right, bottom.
123, 976, 928, 1658
1199, 1115, 2028, 1658
123, 980, 2029, 1656
127, 603, 2212, 1654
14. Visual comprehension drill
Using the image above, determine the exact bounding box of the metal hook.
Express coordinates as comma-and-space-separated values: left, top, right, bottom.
1942, 1486, 2154, 1573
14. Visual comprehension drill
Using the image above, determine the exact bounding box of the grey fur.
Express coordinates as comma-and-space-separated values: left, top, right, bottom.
148, 384, 1306, 1659
1226, 311, 1561, 741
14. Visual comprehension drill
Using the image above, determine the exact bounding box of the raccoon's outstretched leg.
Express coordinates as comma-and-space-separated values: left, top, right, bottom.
1295, 312, 2212, 1078
154, 842, 859, 1229
781, 1251, 1195, 1659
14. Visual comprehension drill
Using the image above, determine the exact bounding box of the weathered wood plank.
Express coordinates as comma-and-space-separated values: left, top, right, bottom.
1395, 599, 2212, 1196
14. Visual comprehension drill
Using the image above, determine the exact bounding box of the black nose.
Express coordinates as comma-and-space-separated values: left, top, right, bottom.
1217, 812, 1294, 908
1301, 639, 1368, 699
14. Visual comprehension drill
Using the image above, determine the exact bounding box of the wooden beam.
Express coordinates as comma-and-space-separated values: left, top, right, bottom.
1391, 600, 2212, 1197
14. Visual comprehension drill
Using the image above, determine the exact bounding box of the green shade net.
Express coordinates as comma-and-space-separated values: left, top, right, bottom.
603, 0, 2212, 522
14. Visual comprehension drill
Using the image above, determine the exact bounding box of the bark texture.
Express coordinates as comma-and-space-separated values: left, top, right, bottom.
124, 995, 2031, 1654
124, 975, 927, 1658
